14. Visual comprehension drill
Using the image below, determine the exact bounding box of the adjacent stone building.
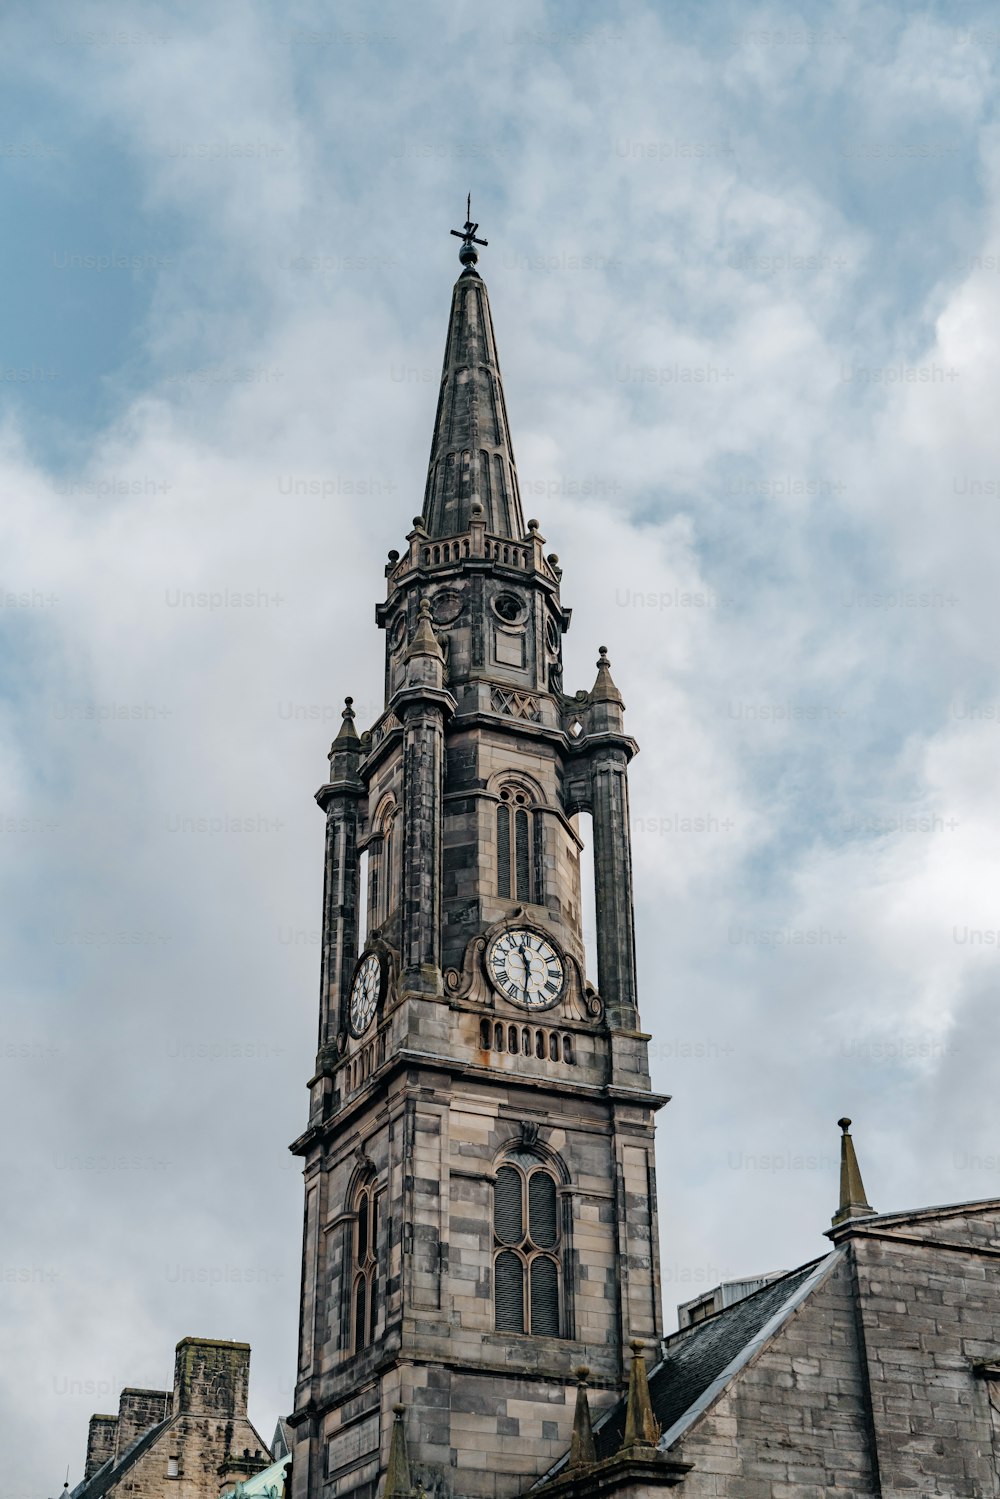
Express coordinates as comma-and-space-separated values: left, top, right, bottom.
72, 1337, 271, 1499
528, 1124, 1000, 1498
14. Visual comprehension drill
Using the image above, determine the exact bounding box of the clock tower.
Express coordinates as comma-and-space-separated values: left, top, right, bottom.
288, 216, 666, 1499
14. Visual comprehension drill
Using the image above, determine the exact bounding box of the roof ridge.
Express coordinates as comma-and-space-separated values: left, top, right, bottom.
834, 1194, 1000, 1229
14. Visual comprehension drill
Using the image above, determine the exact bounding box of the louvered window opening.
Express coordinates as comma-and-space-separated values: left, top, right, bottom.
493, 1160, 562, 1337
496, 788, 537, 902
351, 1186, 381, 1353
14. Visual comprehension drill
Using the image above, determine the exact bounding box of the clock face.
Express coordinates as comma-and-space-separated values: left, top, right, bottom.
349, 953, 383, 1036
487, 928, 564, 1010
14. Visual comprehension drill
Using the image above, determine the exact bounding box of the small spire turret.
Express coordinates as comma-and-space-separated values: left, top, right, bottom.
405, 599, 445, 664
332, 696, 360, 745
831, 1117, 876, 1226
586, 646, 626, 736
383, 1405, 415, 1499
591, 646, 624, 705
321, 696, 364, 800
568, 1367, 597, 1470
621, 1340, 659, 1453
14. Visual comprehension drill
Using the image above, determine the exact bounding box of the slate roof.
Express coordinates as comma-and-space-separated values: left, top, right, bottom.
641, 1256, 829, 1454
534, 1253, 833, 1488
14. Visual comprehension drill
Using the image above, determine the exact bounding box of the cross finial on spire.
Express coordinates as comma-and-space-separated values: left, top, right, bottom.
450, 193, 488, 269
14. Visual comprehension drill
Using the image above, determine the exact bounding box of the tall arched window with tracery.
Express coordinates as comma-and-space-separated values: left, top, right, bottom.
496, 785, 541, 903
492, 1153, 562, 1337
350, 1183, 380, 1353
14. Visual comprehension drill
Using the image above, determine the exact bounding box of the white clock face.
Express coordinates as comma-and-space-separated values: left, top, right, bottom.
349, 953, 382, 1036
487, 929, 564, 1010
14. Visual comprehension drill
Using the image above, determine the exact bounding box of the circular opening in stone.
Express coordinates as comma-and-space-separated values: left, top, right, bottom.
431, 590, 463, 626
493, 592, 526, 625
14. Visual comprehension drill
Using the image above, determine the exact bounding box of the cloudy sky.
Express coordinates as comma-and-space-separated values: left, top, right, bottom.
4, 0, 1000, 1488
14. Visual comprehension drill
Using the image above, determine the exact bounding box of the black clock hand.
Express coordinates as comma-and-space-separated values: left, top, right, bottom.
519, 937, 533, 998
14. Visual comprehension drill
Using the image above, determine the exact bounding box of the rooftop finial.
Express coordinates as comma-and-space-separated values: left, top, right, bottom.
384, 1404, 415, 1499
831, 1116, 876, 1226
330, 693, 361, 750
621, 1340, 660, 1452
450, 193, 488, 270
568, 1366, 597, 1470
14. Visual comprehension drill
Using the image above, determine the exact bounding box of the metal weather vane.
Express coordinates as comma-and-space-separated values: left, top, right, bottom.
451, 193, 488, 266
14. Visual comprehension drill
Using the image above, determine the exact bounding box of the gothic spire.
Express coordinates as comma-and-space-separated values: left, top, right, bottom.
831, 1116, 876, 1226
421, 210, 525, 540
332, 695, 360, 745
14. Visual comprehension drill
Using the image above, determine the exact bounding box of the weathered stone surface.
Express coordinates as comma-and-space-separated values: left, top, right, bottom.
73, 1339, 270, 1499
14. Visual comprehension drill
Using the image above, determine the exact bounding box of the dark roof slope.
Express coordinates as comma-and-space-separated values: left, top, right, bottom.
593, 1257, 825, 1461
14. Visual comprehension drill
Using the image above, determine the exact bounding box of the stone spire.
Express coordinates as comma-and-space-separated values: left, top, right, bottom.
332, 695, 360, 746
405, 598, 444, 665
323, 697, 363, 791
568, 1367, 597, 1470
831, 1116, 876, 1226
421, 212, 525, 540
383, 1404, 414, 1499
621, 1340, 659, 1452
587, 646, 626, 735
590, 646, 623, 703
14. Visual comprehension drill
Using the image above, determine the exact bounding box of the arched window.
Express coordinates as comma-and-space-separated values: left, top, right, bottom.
369, 799, 399, 931
492, 1156, 562, 1337
497, 786, 540, 902
351, 1184, 380, 1353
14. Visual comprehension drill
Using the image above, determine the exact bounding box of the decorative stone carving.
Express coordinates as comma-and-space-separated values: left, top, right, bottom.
490, 686, 540, 721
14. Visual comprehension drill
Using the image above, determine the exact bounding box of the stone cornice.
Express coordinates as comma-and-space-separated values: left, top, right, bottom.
829, 1224, 1000, 1259
390, 684, 457, 717
530, 1450, 692, 1497
291, 1048, 665, 1155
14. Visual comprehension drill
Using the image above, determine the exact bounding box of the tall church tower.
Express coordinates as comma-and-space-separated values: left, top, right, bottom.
289, 216, 666, 1499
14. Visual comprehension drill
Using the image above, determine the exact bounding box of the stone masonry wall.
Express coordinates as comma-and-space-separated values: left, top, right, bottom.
85, 1413, 118, 1479
293, 1058, 660, 1499
114, 1389, 170, 1462
101, 1411, 269, 1499
849, 1208, 1000, 1496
